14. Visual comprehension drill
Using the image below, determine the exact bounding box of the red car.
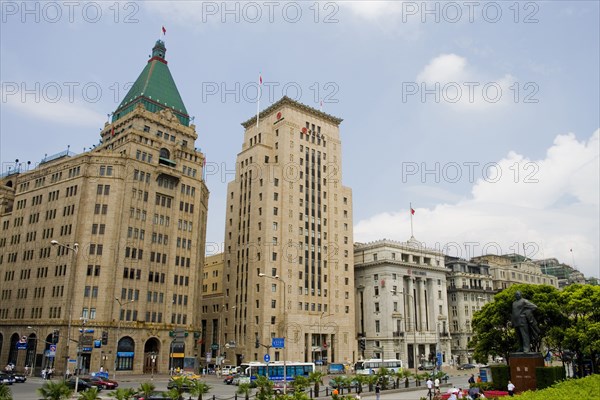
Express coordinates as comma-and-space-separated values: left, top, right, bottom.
86, 376, 119, 389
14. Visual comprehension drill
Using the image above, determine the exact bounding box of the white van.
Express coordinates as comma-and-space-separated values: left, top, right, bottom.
221, 365, 238, 375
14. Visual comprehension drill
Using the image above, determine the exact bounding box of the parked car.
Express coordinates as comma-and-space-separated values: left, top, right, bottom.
458, 363, 477, 370
6, 371, 26, 383
0, 372, 14, 385
418, 362, 435, 370
65, 378, 98, 392
223, 374, 235, 384
134, 391, 180, 400
86, 375, 119, 389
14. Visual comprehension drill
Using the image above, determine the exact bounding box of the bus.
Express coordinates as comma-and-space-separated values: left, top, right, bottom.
240, 361, 316, 382
354, 359, 404, 375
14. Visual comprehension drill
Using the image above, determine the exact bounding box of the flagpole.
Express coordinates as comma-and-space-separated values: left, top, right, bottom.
256, 73, 261, 130
410, 203, 414, 238
570, 249, 576, 268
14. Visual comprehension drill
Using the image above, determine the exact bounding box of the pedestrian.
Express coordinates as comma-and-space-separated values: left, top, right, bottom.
434, 377, 440, 390
427, 377, 433, 397
375, 382, 381, 400
66, 368, 71, 379
476, 375, 482, 383
468, 374, 475, 384
41, 368, 47, 380
507, 380, 515, 396
458, 388, 464, 399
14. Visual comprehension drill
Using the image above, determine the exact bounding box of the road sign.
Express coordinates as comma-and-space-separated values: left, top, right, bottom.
211, 344, 219, 350
264, 354, 271, 363
436, 352, 442, 367
206, 352, 212, 362
272, 338, 285, 348
50, 345, 57, 352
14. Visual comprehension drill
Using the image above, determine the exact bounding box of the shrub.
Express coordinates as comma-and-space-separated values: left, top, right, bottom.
514, 374, 599, 399
535, 366, 565, 389
490, 365, 510, 391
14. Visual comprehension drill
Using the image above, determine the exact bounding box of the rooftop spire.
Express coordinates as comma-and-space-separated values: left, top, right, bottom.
112, 40, 189, 126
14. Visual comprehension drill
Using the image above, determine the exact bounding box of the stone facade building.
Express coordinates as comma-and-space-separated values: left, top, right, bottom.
222, 97, 356, 366
354, 238, 451, 371
0, 40, 209, 376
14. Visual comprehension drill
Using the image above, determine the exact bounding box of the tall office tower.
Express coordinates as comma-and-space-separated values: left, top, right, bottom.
222, 97, 356, 367
0, 40, 209, 375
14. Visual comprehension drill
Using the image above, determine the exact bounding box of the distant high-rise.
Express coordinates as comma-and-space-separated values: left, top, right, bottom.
0, 40, 209, 375
222, 97, 356, 365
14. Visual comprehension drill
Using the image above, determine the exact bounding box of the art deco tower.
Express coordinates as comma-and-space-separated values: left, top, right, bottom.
222, 97, 356, 366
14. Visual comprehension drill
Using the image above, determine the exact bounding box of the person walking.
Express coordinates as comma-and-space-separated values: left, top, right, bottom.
507, 380, 515, 396
434, 377, 440, 391
468, 374, 475, 384
375, 382, 381, 400
426, 378, 434, 398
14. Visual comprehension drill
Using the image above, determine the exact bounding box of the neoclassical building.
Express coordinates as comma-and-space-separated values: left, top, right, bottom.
222, 97, 357, 366
354, 238, 452, 370
0, 40, 209, 376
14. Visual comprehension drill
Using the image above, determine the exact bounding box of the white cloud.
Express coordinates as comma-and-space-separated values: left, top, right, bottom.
1, 84, 105, 127
354, 130, 600, 278
415, 53, 517, 110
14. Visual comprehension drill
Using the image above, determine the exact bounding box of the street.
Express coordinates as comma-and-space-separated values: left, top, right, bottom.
5, 370, 472, 400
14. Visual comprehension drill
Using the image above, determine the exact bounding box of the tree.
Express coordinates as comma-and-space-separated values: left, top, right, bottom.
308, 370, 326, 396
0, 384, 13, 400
136, 382, 156, 399
392, 369, 412, 388
37, 380, 73, 400
108, 388, 136, 400
470, 284, 563, 363
78, 387, 101, 400
188, 380, 211, 400
254, 375, 273, 400
236, 382, 253, 400
376, 367, 390, 389
559, 284, 600, 375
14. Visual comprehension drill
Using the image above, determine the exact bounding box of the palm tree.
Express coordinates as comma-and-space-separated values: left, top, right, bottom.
329, 375, 346, 393
393, 369, 412, 388
0, 384, 13, 400
137, 382, 155, 398
376, 367, 390, 389
78, 387, 101, 400
353, 374, 368, 394
164, 388, 184, 400
254, 375, 273, 400
188, 379, 211, 400
291, 375, 309, 393
108, 387, 136, 400
364, 374, 378, 392
236, 382, 252, 400
167, 376, 190, 399
308, 370, 326, 397
36, 380, 73, 400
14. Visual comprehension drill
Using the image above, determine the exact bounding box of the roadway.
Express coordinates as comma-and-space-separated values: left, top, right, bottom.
6, 369, 472, 399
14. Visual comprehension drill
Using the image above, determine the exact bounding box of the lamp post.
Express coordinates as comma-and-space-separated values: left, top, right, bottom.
26, 326, 37, 376
259, 273, 287, 394
391, 289, 418, 376
113, 298, 135, 380
150, 352, 157, 380
50, 240, 79, 379
218, 304, 226, 373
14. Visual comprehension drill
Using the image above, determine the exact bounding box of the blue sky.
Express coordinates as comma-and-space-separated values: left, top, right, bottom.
1, 1, 598, 278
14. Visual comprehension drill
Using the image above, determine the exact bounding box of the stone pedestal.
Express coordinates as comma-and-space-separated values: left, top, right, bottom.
509, 352, 544, 393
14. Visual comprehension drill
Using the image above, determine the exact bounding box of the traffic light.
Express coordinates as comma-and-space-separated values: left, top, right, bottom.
359, 337, 366, 351
255, 338, 260, 349
101, 331, 108, 345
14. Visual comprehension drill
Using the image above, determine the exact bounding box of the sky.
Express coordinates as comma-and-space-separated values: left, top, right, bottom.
1, 1, 598, 278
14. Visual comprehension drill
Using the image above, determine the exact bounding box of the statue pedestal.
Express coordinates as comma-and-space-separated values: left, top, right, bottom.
509, 353, 544, 393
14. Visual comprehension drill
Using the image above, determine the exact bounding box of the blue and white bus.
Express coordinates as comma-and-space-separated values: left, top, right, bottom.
354, 359, 404, 375
240, 361, 315, 382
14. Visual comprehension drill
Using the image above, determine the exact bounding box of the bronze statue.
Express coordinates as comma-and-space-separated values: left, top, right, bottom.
511, 291, 540, 352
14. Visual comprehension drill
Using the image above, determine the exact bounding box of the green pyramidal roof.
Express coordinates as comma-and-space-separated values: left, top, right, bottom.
112, 40, 189, 126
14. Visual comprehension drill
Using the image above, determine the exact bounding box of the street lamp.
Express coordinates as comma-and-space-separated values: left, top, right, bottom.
150, 352, 157, 380
259, 273, 287, 394
114, 298, 136, 380
50, 240, 78, 379
218, 304, 226, 373
391, 289, 418, 376
26, 326, 37, 376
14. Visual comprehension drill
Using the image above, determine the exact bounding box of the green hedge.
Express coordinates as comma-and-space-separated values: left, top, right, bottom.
490, 365, 510, 391
535, 366, 566, 389
514, 374, 599, 399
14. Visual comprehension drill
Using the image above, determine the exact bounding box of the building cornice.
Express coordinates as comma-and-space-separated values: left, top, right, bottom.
241, 96, 343, 128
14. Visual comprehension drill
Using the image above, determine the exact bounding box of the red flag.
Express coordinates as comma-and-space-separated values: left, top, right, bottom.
411, 207, 415, 215
111, 125, 115, 136
259, 73, 262, 85
162, 26, 166, 35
